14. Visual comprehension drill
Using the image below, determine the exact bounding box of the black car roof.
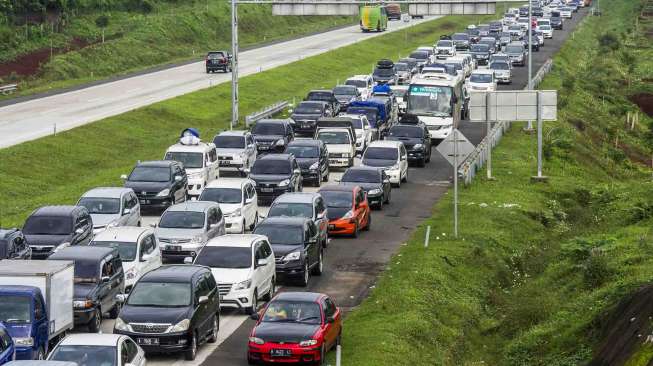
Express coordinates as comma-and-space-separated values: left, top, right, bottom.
344, 166, 381, 174
140, 265, 208, 283
259, 153, 294, 162
136, 160, 176, 168
32, 205, 84, 217
318, 184, 358, 192
256, 119, 291, 125
274, 291, 324, 303
288, 140, 322, 147
50, 246, 116, 261
258, 217, 309, 227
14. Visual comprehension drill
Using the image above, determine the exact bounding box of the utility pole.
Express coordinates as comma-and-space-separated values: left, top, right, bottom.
526, 0, 533, 131
231, 0, 239, 130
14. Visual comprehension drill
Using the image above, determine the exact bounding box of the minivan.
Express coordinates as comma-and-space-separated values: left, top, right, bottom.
248, 154, 303, 205
23, 206, 93, 259
361, 141, 408, 187
122, 160, 188, 210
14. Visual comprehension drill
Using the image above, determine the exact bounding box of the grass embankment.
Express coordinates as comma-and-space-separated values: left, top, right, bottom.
339, 1, 653, 365
0, 1, 356, 97
0, 7, 507, 226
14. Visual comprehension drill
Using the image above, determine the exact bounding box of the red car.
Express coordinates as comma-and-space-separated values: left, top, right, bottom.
318, 185, 371, 237
248, 292, 342, 365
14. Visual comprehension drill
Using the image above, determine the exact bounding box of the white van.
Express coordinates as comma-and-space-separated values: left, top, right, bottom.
361, 140, 408, 187
199, 178, 259, 234
164, 137, 219, 197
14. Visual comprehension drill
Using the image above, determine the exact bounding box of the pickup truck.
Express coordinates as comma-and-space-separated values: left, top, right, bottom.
315, 118, 357, 168
0, 261, 74, 360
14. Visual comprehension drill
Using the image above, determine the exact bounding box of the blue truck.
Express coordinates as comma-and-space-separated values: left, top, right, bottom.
0, 261, 74, 360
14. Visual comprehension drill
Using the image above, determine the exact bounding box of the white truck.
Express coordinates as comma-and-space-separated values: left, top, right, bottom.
0, 261, 74, 359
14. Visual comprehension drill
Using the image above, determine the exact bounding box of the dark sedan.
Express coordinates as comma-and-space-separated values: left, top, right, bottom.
470, 44, 491, 65
290, 101, 332, 136
338, 167, 391, 209
284, 140, 330, 187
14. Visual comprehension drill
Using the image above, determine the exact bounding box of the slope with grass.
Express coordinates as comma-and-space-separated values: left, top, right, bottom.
338, 1, 653, 365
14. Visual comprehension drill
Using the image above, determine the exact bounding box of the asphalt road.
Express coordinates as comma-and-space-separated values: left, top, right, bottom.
75, 8, 588, 366
0, 17, 437, 149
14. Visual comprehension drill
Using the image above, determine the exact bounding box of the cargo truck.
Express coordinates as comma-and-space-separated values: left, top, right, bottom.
0, 261, 74, 360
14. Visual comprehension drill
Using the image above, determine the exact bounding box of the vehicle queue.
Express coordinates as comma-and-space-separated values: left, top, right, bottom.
0, 0, 579, 365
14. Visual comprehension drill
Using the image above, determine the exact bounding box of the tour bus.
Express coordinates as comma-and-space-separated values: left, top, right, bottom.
405, 73, 467, 142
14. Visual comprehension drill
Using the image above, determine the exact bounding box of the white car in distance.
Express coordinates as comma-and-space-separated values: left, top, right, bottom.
190, 234, 276, 314
199, 178, 259, 234
213, 130, 257, 176
339, 113, 373, 153
77, 187, 141, 234
345, 75, 374, 101
48, 334, 146, 366
468, 69, 497, 92
164, 134, 219, 198
361, 140, 408, 187
90, 226, 162, 292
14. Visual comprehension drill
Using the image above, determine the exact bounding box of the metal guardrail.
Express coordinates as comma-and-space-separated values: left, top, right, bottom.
245, 101, 289, 127
0, 84, 17, 95
458, 59, 554, 185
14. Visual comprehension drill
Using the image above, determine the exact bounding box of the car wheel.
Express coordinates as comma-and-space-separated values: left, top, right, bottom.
402, 171, 408, 183
298, 262, 310, 287
249, 214, 258, 231
316, 172, 322, 187
247, 355, 258, 365
185, 332, 197, 361
418, 158, 426, 167
426, 150, 431, 163
352, 222, 359, 238
323, 168, 329, 182
312, 250, 323, 276
36, 347, 45, 360
317, 345, 326, 365
108, 301, 121, 319
363, 213, 371, 231
246, 291, 258, 315
207, 316, 218, 343
298, 182, 303, 192
88, 308, 102, 333
240, 220, 246, 234
263, 278, 276, 301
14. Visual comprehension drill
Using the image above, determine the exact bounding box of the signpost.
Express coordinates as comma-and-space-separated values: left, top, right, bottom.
231, 0, 239, 130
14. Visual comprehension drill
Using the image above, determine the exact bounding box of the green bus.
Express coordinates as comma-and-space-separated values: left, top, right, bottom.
360, 5, 388, 32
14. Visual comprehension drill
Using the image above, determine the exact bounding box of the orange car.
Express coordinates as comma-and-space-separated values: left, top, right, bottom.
318, 185, 371, 237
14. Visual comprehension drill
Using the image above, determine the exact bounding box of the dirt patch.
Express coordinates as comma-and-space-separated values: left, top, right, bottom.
589, 283, 653, 366
630, 93, 653, 117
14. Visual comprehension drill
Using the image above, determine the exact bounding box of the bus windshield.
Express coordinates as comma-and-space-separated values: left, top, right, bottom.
406, 85, 453, 117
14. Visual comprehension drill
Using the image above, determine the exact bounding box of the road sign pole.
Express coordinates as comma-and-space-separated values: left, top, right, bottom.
231, 0, 239, 130
537, 91, 543, 177
486, 92, 492, 179
453, 128, 459, 238
526, 0, 533, 131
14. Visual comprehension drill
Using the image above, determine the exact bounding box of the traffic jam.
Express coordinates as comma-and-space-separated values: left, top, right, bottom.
0, 0, 582, 365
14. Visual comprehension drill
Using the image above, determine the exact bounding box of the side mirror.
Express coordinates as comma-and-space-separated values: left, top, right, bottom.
174, 175, 183, 182
115, 294, 127, 303
183, 257, 194, 264
334, 178, 341, 183
122, 208, 131, 216
209, 223, 218, 229
149, 222, 157, 228
250, 312, 260, 321
120, 174, 128, 180
383, 179, 390, 184
75, 228, 84, 235
327, 316, 336, 324
198, 296, 209, 305
15, 237, 24, 245
294, 169, 301, 175
245, 198, 254, 204
101, 276, 111, 283
243, 168, 251, 175
140, 253, 152, 262
316, 212, 326, 220
247, 144, 255, 149
257, 258, 269, 267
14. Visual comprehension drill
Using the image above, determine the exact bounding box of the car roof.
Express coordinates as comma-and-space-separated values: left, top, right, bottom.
136, 160, 176, 168
49, 246, 116, 261
318, 184, 357, 193
216, 130, 248, 137
368, 140, 402, 148
205, 178, 252, 189
166, 141, 214, 153
259, 153, 294, 162
32, 205, 82, 217
288, 139, 322, 147
472, 69, 495, 75
92, 226, 153, 242
258, 217, 309, 227
272, 192, 319, 204
308, 90, 334, 94
166, 201, 218, 213
140, 265, 207, 283
273, 291, 324, 303
57, 333, 123, 346
81, 187, 132, 199
257, 119, 292, 125
300, 100, 328, 106
348, 75, 371, 80
205, 234, 268, 248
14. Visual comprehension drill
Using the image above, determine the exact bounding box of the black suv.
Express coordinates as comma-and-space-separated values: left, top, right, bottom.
249, 154, 303, 204
122, 160, 188, 210
114, 265, 220, 361
386, 119, 432, 167
305, 90, 340, 115
290, 101, 333, 136
251, 119, 295, 154
49, 246, 125, 333
339, 167, 391, 209
284, 140, 330, 186
332, 85, 360, 112
253, 217, 322, 287
205, 51, 232, 73
23, 206, 93, 259
550, 13, 563, 30
0, 228, 31, 259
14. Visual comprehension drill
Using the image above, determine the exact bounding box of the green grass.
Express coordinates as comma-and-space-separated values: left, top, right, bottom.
0, 7, 507, 227
337, 1, 653, 365
0, 1, 356, 97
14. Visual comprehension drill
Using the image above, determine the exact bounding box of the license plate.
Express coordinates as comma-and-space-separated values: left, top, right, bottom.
139, 199, 150, 204
302, 123, 311, 128
219, 160, 231, 166
329, 224, 335, 230
137, 338, 159, 345
259, 146, 269, 150
270, 349, 292, 357
166, 245, 182, 251
329, 160, 340, 165
261, 188, 273, 193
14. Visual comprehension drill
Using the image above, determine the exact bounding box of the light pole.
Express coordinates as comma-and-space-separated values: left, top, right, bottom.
526, 0, 533, 131
231, 0, 239, 130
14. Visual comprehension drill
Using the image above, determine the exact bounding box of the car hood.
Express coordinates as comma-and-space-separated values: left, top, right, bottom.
156, 228, 205, 239
24, 234, 71, 247
361, 159, 396, 168
271, 244, 303, 257
340, 182, 381, 192
91, 214, 120, 227
254, 322, 320, 343
249, 174, 291, 184
386, 136, 421, 148
210, 267, 251, 285
124, 181, 170, 194
5, 323, 31, 338
74, 283, 97, 300
335, 96, 355, 103
216, 148, 245, 156
291, 113, 321, 122
219, 203, 241, 215
120, 304, 191, 325
326, 145, 352, 154
296, 158, 319, 169
253, 135, 284, 144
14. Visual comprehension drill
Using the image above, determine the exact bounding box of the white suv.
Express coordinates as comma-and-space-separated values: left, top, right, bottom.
345, 75, 374, 101
191, 234, 276, 314
213, 130, 257, 175
361, 140, 408, 187
199, 178, 259, 234
164, 136, 219, 198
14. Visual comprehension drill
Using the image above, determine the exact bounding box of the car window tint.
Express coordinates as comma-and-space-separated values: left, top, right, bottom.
122, 339, 138, 363
263, 241, 273, 257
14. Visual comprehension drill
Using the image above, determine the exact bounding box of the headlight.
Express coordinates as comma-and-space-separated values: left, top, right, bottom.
233, 279, 252, 290
125, 267, 138, 280
73, 300, 93, 309
169, 319, 190, 333
13, 337, 34, 347
156, 188, 170, 197
191, 234, 204, 244
369, 189, 382, 195
278, 179, 290, 187
52, 242, 71, 254
249, 337, 265, 345
114, 318, 131, 332
299, 339, 318, 347
309, 162, 319, 170
283, 251, 301, 261
275, 139, 286, 146
226, 208, 242, 217
413, 144, 424, 150
342, 210, 354, 219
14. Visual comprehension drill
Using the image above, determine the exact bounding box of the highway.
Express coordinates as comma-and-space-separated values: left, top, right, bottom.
81, 8, 591, 366
0, 16, 437, 149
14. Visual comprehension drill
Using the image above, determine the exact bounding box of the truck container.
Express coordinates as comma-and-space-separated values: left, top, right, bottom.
0, 261, 74, 360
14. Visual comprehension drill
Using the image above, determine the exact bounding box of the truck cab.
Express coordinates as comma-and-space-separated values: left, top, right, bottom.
0, 286, 49, 360
164, 129, 219, 198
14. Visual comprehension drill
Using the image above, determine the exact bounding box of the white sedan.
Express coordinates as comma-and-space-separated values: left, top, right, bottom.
48, 334, 146, 366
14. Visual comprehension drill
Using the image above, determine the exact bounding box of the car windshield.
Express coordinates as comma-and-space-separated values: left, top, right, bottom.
73, 260, 100, 283
452, 33, 468, 40
127, 282, 191, 307
364, 147, 398, 161
50, 345, 117, 366
347, 108, 378, 125
540, 25, 551, 30
207, 52, 225, 59
294, 104, 323, 114
471, 44, 489, 52
444, 63, 462, 71
91, 241, 137, 262
468, 29, 480, 36
200, 188, 242, 204
195, 246, 251, 269
165, 152, 204, 169
78, 197, 121, 215
407, 85, 453, 116
269, 203, 313, 219
389, 126, 423, 138
333, 86, 357, 96
159, 211, 205, 229
394, 63, 409, 71
0, 296, 31, 323
409, 51, 428, 60
318, 131, 350, 145
471, 73, 493, 83
342, 169, 380, 183
128, 166, 170, 182
262, 301, 322, 324
214, 135, 246, 149
307, 92, 332, 101
506, 45, 524, 54
491, 62, 510, 70
391, 88, 407, 98
251, 160, 291, 175
286, 145, 319, 158
320, 191, 353, 208
252, 123, 285, 135
373, 67, 395, 77
23, 215, 72, 235
437, 40, 453, 47
254, 225, 303, 245
345, 79, 367, 88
